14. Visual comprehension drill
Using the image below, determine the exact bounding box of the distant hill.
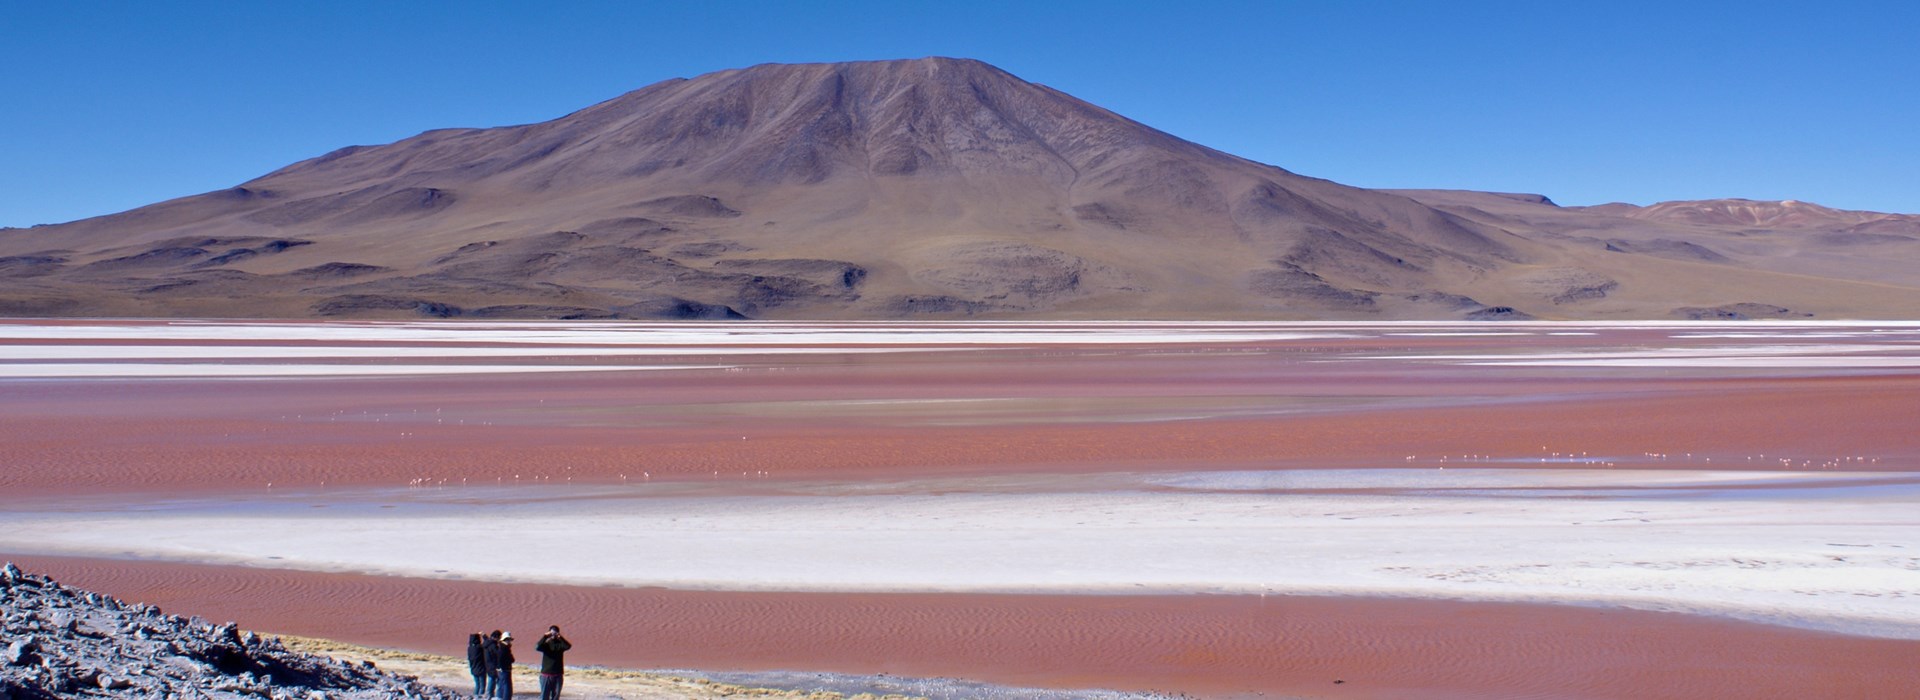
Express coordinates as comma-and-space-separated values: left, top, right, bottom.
4, 57, 1917, 320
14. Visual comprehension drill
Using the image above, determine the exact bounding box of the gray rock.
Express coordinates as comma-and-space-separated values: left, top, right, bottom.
0, 562, 457, 699
3, 638, 36, 666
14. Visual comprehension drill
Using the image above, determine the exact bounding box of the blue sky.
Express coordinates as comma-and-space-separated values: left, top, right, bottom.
3, 1, 1915, 227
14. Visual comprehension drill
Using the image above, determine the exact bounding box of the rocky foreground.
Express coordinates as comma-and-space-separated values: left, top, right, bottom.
1, 563, 1168, 700
0, 563, 458, 699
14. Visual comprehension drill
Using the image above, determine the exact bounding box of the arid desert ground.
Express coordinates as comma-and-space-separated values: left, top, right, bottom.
3, 319, 1918, 698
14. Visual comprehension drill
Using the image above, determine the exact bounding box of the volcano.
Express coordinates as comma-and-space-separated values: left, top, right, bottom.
3, 57, 1917, 319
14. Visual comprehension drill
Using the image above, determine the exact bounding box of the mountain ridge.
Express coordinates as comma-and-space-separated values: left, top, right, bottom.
4, 57, 1917, 320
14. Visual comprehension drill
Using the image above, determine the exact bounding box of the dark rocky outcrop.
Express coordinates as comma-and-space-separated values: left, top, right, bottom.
1466, 305, 1535, 320
577, 217, 675, 239
1671, 303, 1812, 320
1071, 203, 1132, 229
1602, 238, 1729, 263
1401, 290, 1484, 311
631, 195, 741, 219
711, 258, 867, 290
0, 563, 457, 699
882, 295, 993, 315
1247, 263, 1378, 311
310, 295, 462, 318
74, 246, 211, 273
467, 304, 626, 320
287, 262, 390, 279
612, 298, 747, 320
0, 256, 67, 278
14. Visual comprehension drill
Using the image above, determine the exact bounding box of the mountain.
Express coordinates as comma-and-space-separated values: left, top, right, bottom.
3, 57, 1917, 320
1582, 198, 1920, 233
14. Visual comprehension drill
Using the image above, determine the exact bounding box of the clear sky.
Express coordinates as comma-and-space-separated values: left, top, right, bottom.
3, 1, 1915, 227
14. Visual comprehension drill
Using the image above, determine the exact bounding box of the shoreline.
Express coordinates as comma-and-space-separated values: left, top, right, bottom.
284, 635, 1174, 700
8, 554, 1918, 699
276, 635, 930, 700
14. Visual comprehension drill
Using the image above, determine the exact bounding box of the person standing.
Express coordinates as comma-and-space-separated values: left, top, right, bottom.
535, 626, 573, 700
482, 630, 503, 697
467, 632, 488, 696
490, 631, 515, 699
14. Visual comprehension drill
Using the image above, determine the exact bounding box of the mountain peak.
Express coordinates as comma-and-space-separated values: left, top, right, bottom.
735, 55, 1003, 74
6, 58, 1919, 321
258, 54, 1163, 193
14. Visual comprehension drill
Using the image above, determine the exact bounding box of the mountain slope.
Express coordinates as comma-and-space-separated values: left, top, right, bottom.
3, 58, 1917, 319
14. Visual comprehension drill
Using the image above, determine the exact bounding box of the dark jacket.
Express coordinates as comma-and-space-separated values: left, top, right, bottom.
481, 637, 499, 673
467, 634, 486, 674
536, 634, 572, 675
486, 638, 514, 671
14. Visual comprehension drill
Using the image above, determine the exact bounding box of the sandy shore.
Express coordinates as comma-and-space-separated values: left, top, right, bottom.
284, 635, 1173, 700
277, 635, 934, 700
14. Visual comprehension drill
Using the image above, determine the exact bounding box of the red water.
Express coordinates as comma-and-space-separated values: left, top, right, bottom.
1, 339, 1916, 498
4, 324, 1919, 698
8, 555, 1916, 700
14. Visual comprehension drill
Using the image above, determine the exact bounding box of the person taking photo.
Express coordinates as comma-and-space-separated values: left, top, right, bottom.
536, 625, 573, 700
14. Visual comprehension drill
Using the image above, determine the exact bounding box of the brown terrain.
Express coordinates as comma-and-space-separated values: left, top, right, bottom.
2, 57, 1918, 320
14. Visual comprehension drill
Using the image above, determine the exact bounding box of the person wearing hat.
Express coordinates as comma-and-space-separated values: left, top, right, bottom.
536, 625, 573, 700
488, 630, 516, 699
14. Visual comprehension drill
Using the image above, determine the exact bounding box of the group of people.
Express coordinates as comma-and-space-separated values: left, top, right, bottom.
466, 626, 573, 699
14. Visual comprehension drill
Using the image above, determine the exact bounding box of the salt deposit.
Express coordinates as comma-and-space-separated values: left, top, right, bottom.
4, 469, 1916, 640
0, 362, 712, 378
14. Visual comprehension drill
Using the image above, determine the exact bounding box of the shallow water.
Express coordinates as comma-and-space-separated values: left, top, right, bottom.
9, 554, 1916, 700
5, 320, 1920, 697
